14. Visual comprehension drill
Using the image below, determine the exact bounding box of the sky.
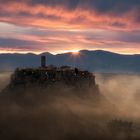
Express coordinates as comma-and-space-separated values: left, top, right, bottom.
0, 0, 140, 54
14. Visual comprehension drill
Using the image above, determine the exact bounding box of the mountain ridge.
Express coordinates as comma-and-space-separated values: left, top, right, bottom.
0, 50, 140, 73
0, 49, 136, 56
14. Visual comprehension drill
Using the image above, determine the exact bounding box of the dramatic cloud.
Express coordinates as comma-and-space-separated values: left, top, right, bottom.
0, 0, 140, 30
0, 0, 140, 54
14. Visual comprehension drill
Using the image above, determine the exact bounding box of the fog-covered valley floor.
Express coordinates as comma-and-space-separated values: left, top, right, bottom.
96, 74, 140, 121
0, 72, 140, 140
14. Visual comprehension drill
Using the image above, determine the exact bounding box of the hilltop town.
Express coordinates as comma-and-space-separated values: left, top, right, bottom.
2, 56, 99, 97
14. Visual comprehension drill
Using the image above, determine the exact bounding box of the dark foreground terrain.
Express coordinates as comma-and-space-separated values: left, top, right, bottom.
0, 72, 140, 140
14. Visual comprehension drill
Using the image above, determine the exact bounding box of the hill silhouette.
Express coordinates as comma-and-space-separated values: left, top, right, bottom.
0, 50, 140, 73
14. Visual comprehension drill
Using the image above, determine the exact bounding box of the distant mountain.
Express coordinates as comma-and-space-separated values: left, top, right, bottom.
0, 50, 140, 73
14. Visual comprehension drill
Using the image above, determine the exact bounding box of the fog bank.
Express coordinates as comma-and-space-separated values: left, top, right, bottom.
0, 72, 140, 139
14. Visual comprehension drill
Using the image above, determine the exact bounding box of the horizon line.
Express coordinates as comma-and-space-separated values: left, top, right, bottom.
0, 49, 139, 56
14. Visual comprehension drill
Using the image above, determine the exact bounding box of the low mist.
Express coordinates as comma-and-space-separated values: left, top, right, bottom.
96, 74, 140, 121
0, 72, 11, 91
0, 72, 140, 139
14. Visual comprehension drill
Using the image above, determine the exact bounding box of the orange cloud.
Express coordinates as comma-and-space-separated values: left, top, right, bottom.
0, 1, 139, 30
0, 1, 140, 54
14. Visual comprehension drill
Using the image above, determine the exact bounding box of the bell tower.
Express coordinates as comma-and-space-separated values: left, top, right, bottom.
41, 56, 46, 67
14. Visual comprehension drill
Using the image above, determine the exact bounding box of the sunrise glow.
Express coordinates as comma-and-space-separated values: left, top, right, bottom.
71, 50, 80, 55
0, 1, 140, 54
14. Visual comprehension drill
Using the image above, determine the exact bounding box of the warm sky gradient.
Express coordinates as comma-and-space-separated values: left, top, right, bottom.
0, 0, 140, 54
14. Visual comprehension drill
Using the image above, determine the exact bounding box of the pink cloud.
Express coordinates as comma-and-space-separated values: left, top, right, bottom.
0, 1, 139, 30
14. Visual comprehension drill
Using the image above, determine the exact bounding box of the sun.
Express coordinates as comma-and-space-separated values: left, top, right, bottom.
71, 50, 80, 55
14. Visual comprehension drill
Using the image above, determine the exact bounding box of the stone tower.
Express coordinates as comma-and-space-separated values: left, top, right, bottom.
41, 56, 46, 67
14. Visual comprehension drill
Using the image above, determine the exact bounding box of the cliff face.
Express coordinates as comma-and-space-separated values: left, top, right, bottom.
0, 66, 106, 111
0, 68, 117, 140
